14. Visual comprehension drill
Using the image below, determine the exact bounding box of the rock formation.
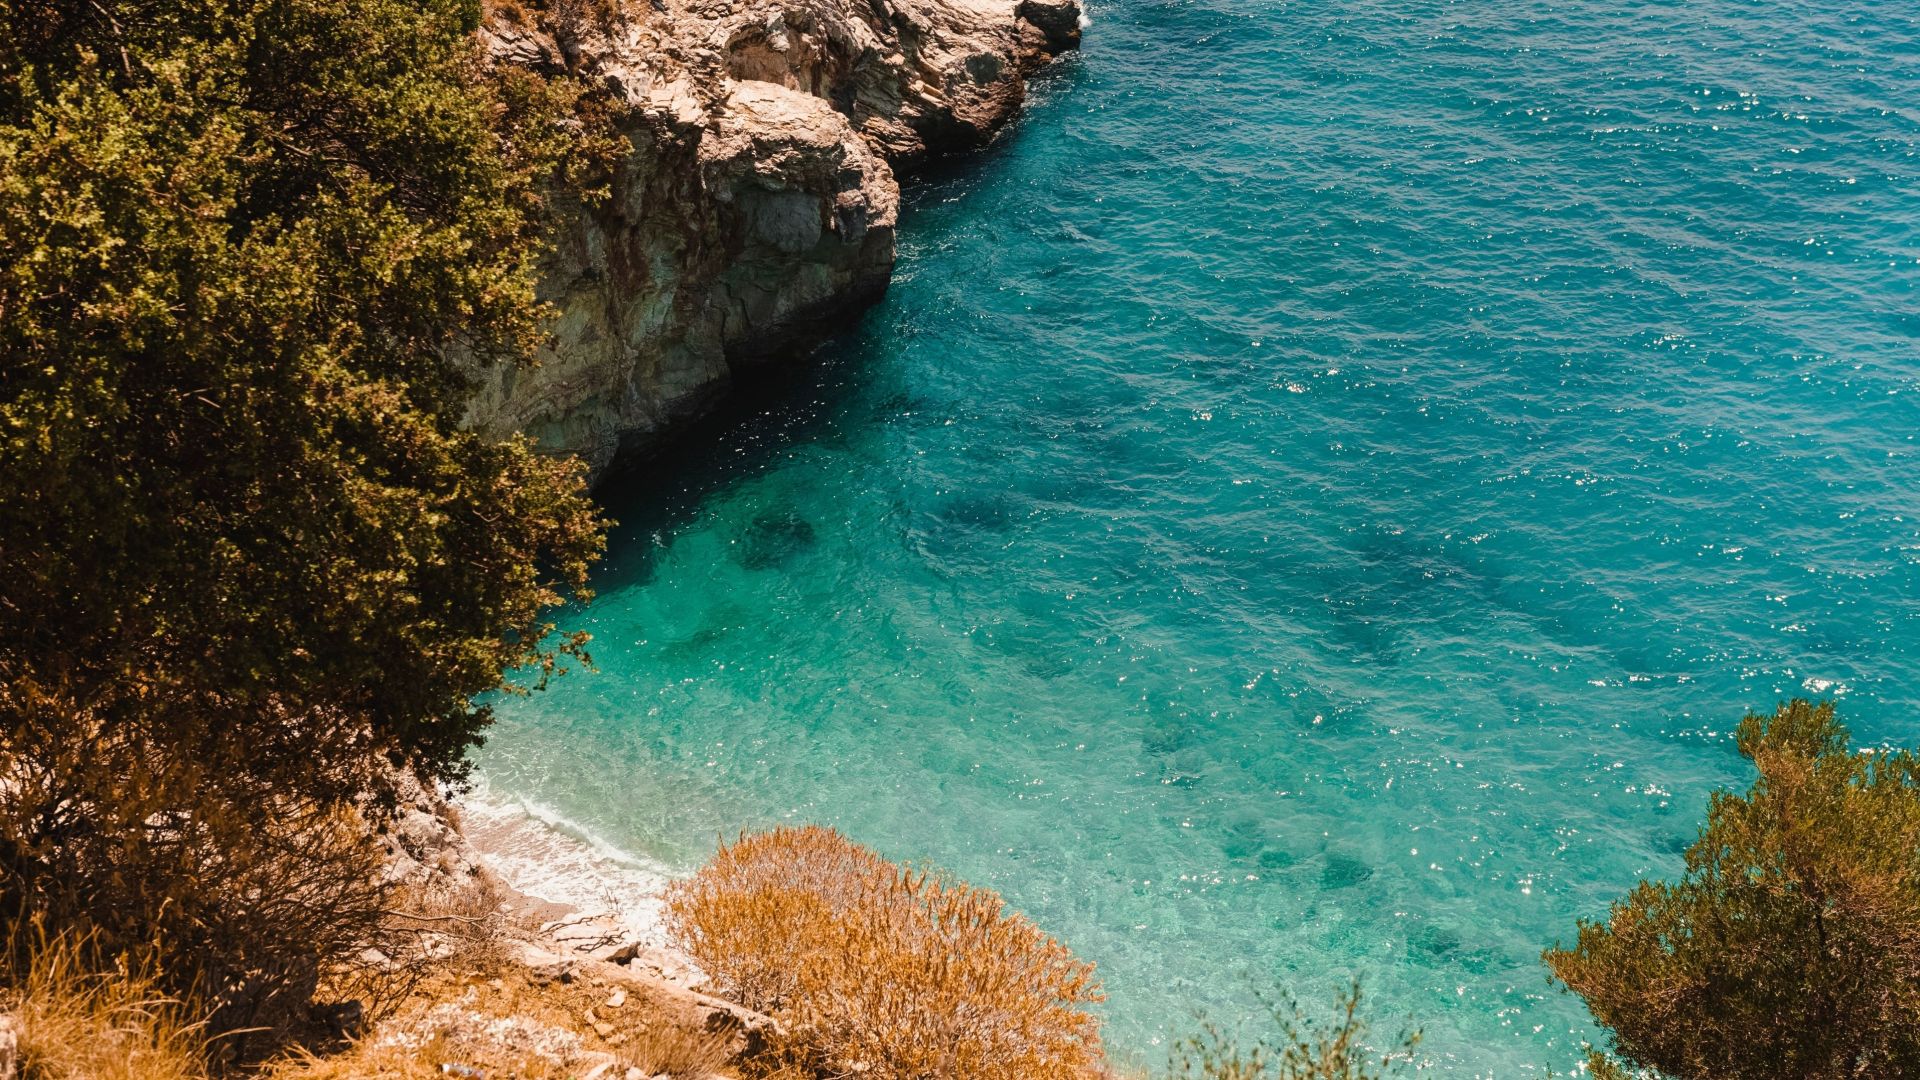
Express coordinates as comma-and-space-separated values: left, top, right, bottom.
464, 0, 1081, 474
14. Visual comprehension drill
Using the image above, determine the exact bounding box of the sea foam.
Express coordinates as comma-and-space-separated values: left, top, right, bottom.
458, 775, 676, 948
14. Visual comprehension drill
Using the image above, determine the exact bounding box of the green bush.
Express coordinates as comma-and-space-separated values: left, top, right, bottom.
0, 0, 606, 794
1545, 699, 1920, 1079
0, 0, 608, 1041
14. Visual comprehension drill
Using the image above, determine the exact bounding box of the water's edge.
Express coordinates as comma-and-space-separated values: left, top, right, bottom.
457, 778, 678, 953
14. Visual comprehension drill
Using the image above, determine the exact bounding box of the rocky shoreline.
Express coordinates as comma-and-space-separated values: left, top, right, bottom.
383, 774, 773, 1077
385, 774, 676, 972
463, 0, 1083, 475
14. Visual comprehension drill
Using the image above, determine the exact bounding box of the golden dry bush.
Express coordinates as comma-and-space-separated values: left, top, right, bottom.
665, 825, 1107, 1080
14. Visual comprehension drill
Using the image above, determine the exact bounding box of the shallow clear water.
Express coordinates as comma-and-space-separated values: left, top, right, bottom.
478, 0, 1920, 1071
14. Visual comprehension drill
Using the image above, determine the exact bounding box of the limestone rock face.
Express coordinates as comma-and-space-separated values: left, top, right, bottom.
706, 0, 1082, 163
464, 0, 1080, 475
700, 81, 899, 363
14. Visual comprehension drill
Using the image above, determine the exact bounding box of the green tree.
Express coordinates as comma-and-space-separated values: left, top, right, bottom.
0, 0, 609, 1035
1545, 699, 1920, 1079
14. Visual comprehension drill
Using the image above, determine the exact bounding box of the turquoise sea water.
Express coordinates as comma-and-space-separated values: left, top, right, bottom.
480, 0, 1920, 1071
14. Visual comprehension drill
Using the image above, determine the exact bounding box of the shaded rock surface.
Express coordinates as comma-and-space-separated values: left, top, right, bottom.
381, 768, 485, 890
465, 0, 1081, 474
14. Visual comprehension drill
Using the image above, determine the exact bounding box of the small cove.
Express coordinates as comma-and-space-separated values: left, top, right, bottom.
479, 0, 1920, 1071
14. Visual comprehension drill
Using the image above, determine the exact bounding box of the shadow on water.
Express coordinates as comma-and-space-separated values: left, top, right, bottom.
579, 101, 1070, 596
584, 340, 862, 597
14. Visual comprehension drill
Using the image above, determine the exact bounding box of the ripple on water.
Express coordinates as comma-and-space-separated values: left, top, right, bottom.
480, 0, 1920, 1072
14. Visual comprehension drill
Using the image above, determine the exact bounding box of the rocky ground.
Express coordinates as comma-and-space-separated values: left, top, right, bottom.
374, 776, 768, 1080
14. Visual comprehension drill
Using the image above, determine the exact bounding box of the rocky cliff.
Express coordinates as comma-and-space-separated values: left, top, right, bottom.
464, 0, 1081, 474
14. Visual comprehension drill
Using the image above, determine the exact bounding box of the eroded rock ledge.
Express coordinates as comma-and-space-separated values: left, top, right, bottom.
464, 0, 1082, 474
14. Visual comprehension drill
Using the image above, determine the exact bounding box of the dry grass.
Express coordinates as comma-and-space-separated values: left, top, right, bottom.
5, 934, 204, 1080
666, 825, 1107, 1080
3, 911, 731, 1080
0, 692, 398, 1058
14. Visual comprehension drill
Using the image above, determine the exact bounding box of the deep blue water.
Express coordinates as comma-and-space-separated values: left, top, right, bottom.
479, 0, 1920, 1071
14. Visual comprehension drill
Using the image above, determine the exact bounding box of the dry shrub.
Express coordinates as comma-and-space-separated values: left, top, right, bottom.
618, 1020, 734, 1078
1166, 983, 1419, 1080
386, 876, 515, 969
330, 875, 516, 1022
0, 685, 396, 1062
6, 932, 205, 1080
666, 825, 1106, 1080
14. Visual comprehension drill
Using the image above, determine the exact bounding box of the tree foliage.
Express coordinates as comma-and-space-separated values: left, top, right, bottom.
1545, 699, 1920, 1079
0, 0, 605, 785
0, 0, 608, 1033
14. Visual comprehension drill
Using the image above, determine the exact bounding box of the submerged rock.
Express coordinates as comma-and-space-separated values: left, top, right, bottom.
465, 0, 1082, 476
740, 508, 818, 569
1319, 851, 1375, 889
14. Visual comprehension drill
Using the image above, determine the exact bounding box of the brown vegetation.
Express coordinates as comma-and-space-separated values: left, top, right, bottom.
4, 933, 204, 1080
0, 693, 397, 1058
666, 825, 1106, 1080
6, 919, 737, 1080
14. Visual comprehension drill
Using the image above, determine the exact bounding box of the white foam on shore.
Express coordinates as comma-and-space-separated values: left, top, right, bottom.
457, 776, 679, 948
